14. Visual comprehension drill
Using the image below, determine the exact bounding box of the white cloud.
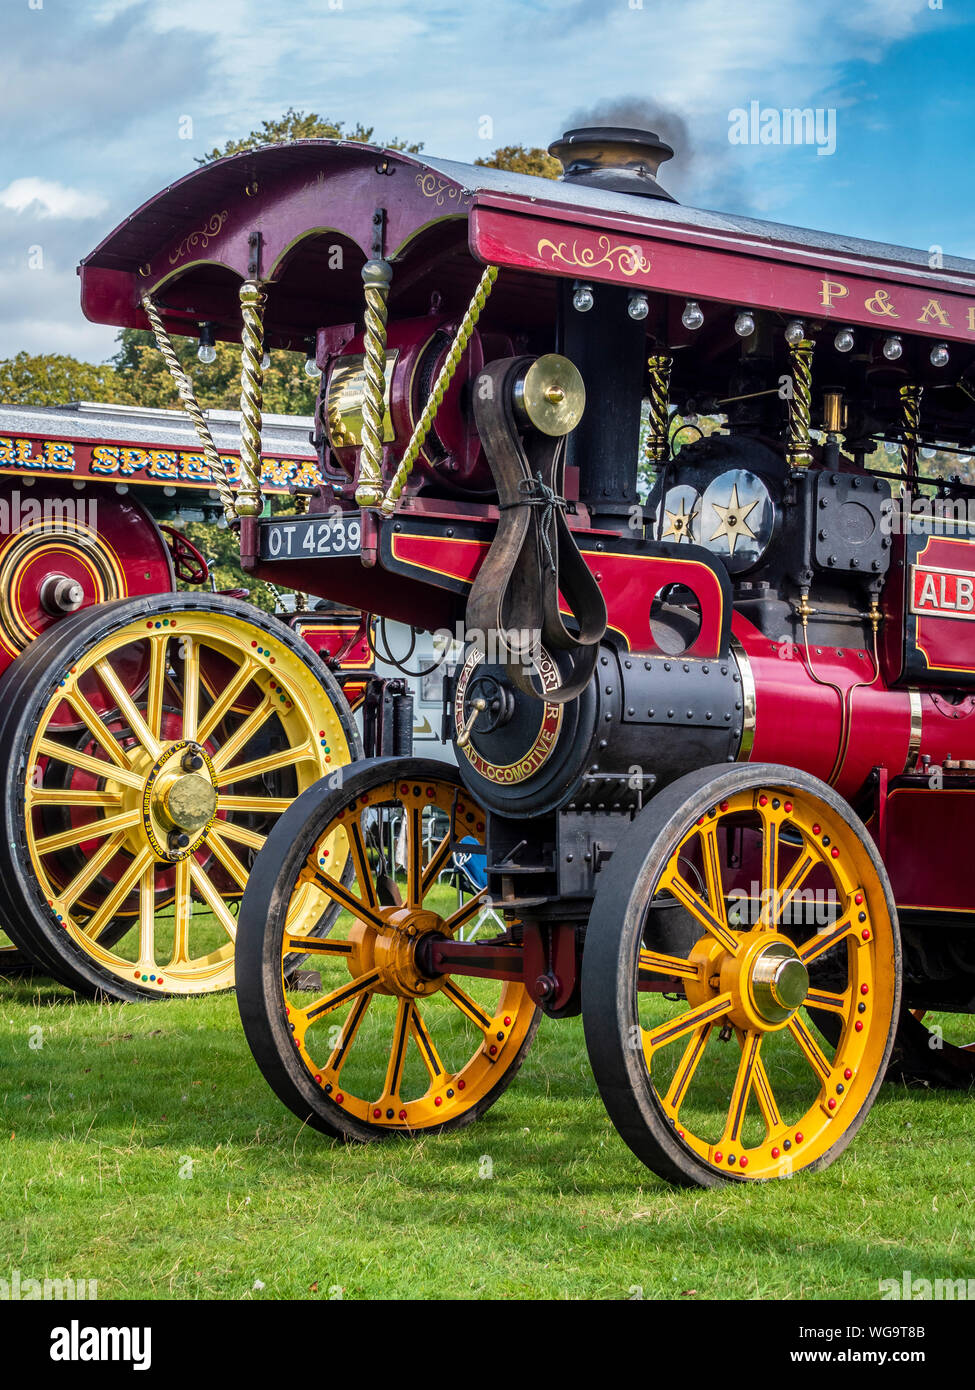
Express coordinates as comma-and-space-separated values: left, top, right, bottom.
0, 179, 109, 220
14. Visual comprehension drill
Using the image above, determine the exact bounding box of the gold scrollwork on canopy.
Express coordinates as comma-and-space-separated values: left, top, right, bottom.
537, 235, 652, 278
168, 211, 229, 265
415, 172, 467, 207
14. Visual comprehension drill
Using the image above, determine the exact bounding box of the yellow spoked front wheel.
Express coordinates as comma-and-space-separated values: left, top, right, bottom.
583, 764, 901, 1186
0, 593, 358, 1001
236, 758, 539, 1139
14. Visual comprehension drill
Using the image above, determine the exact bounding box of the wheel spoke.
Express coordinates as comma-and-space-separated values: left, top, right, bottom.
57, 831, 130, 911
214, 820, 266, 853
420, 827, 455, 899
30, 789, 123, 808
214, 741, 313, 787
137, 862, 155, 967
660, 866, 740, 955
181, 637, 200, 742
639, 948, 702, 982
170, 859, 192, 964
347, 817, 379, 911
306, 867, 386, 932
787, 1012, 833, 1084
661, 1023, 711, 1116
798, 913, 854, 964
406, 804, 422, 907
304, 967, 383, 1021
752, 1053, 782, 1134
196, 656, 259, 744
699, 820, 726, 918
380, 998, 412, 1100
768, 849, 816, 930
63, 688, 133, 773
442, 890, 487, 937
442, 978, 493, 1033
410, 1002, 447, 1082
205, 831, 251, 891
643, 992, 733, 1056
80, 845, 153, 940
93, 658, 161, 758
756, 805, 780, 928
323, 990, 372, 1076
723, 1029, 762, 1145
187, 860, 238, 942
36, 738, 143, 790
209, 693, 275, 772
34, 808, 141, 857
283, 933, 353, 956
145, 634, 168, 742
804, 988, 847, 1014
215, 794, 292, 814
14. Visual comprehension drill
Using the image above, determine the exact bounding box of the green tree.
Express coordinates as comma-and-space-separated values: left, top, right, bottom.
110, 332, 318, 416
0, 351, 130, 407
196, 106, 422, 165
474, 145, 561, 179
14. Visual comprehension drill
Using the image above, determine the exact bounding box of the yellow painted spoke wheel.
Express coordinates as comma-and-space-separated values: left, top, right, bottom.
236, 758, 540, 1139
0, 593, 358, 1001
583, 764, 901, 1187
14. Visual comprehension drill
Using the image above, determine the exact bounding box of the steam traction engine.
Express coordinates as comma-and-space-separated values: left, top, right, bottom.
80, 128, 975, 1185
0, 402, 365, 999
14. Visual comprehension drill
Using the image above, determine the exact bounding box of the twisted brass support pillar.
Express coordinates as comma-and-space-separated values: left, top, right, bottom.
237, 279, 267, 519
378, 264, 499, 518
900, 383, 923, 478
643, 354, 672, 465
785, 337, 814, 468
354, 259, 393, 508
141, 294, 237, 521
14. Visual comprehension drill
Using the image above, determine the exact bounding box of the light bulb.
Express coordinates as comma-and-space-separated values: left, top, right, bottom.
883, 334, 903, 361
304, 356, 321, 379
628, 292, 650, 321
197, 322, 216, 364
572, 283, 594, 313
930, 342, 950, 367
681, 300, 704, 331
734, 311, 756, 338
834, 327, 855, 353
920, 447, 936, 460
261, 351, 271, 369
784, 319, 805, 345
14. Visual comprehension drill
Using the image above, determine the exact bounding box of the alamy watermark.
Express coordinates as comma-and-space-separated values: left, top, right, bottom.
0, 1268, 98, 1300
0, 489, 98, 532
881, 1269, 975, 1300
728, 102, 837, 157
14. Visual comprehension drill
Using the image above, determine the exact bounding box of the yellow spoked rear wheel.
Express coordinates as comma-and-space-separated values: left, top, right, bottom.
583, 764, 901, 1186
0, 593, 357, 1001
236, 758, 540, 1139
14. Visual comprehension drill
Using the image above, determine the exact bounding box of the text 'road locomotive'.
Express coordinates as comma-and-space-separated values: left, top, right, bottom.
79, 126, 975, 1186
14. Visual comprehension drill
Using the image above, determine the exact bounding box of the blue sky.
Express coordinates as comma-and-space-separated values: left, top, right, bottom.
1, 0, 973, 363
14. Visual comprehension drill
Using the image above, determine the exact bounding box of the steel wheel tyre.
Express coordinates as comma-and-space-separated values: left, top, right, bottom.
0, 935, 35, 977
583, 764, 901, 1187
236, 758, 540, 1139
0, 593, 358, 1001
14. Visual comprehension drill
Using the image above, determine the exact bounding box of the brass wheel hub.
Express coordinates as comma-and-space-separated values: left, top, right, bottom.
692, 931, 810, 1032
138, 740, 218, 861
749, 941, 809, 1023
348, 907, 445, 999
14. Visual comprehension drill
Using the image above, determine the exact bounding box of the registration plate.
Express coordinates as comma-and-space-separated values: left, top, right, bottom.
258, 514, 362, 561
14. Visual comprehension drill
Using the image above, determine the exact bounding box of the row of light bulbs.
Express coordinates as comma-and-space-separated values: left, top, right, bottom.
196, 322, 323, 378
570, 283, 953, 368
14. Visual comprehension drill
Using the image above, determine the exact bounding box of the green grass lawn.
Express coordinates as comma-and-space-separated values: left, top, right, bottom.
3, 957, 975, 1300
